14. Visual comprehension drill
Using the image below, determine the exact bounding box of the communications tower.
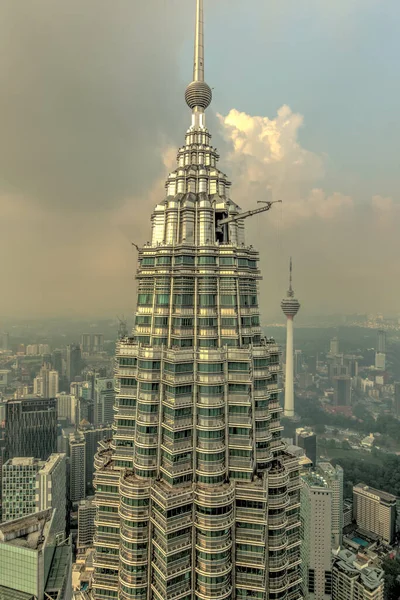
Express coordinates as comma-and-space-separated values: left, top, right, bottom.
281, 258, 300, 418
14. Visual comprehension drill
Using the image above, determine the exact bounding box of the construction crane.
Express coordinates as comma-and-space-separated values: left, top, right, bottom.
216, 200, 282, 233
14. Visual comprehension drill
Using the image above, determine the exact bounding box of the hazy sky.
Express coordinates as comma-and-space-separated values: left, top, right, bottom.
1, 0, 399, 321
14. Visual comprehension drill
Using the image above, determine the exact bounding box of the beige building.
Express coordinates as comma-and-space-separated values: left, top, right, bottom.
300, 472, 333, 600
353, 483, 396, 544
317, 462, 344, 548
332, 549, 384, 600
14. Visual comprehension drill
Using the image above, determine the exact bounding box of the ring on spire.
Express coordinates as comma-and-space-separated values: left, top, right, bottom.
185, 81, 212, 110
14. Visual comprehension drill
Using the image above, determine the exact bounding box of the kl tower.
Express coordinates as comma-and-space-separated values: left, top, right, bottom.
281, 258, 300, 418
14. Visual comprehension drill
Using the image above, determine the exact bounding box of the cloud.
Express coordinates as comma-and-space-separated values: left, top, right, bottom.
216, 106, 399, 317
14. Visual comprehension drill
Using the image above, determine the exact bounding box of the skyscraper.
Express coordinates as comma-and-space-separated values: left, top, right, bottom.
69, 436, 86, 503
281, 259, 301, 418
94, 377, 115, 425
91, 3, 302, 599
394, 382, 400, 417
66, 344, 82, 382
295, 427, 317, 467
330, 337, 339, 356
377, 329, 386, 353
333, 376, 351, 407
5, 397, 57, 460
300, 472, 332, 600
317, 462, 344, 548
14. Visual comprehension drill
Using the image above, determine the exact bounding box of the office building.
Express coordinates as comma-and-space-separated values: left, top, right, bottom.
375, 352, 386, 371
81, 334, 104, 355
2, 454, 66, 533
343, 501, 353, 528
91, 2, 302, 599
35, 453, 67, 537
330, 337, 339, 356
294, 349, 303, 377
78, 425, 113, 487
1, 332, 9, 351
5, 397, 57, 460
70, 436, 86, 503
56, 392, 77, 424
77, 498, 96, 551
300, 472, 332, 600
33, 363, 59, 398
377, 330, 386, 353
93, 377, 114, 425
281, 258, 301, 417
332, 549, 384, 600
0, 509, 72, 600
317, 462, 344, 548
296, 427, 317, 467
333, 375, 351, 406
52, 349, 63, 375
66, 344, 82, 382
353, 483, 396, 544
2, 457, 40, 521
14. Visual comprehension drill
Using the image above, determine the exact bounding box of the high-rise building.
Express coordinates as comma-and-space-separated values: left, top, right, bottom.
93, 377, 114, 425
281, 258, 301, 418
56, 392, 78, 424
81, 334, 92, 354
34, 363, 59, 398
93, 334, 104, 353
1, 332, 9, 351
332, 549, 384, 600
333, 376, 351, 406
2, 457, 40, 521
66, 344, 82, 382
317, 462, 343, 548
375, 352, 386, 371
78, 425, 113, 488
353, 483, 396, 544
394, 382, 400, 417
69, 436, 86, 503
294, 349, 303, 377
377, 329, 386, 353
330, 337, 339, 356
35, 453, 67, 537
0, 509, 72, 599
2, 454, 67, 534
77, 498, 96, 552
52, 349, 63, 376
91, 2, 302, 599
81, 334, 104, 355
5, 397, 57, 460
296, 427, 317, 467
300, 472, 332, 600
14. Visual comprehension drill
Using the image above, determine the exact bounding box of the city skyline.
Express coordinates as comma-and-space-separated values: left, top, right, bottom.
0, 0, 399, 318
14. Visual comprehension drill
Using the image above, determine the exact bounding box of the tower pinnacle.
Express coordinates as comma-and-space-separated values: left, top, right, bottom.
185, 0, 212, 127
281, 258, 300, 418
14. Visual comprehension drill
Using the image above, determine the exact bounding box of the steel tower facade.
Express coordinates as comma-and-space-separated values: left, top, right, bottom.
92, 2, 302, 600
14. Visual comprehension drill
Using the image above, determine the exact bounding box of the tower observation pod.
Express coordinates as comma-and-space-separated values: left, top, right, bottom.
91, 2, 303, 600
281, 259, 301, 418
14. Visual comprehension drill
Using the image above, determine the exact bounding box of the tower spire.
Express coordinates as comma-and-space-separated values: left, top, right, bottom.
185, 0, 212, 128
193, 0, 205, 82
288, 257, 294, 297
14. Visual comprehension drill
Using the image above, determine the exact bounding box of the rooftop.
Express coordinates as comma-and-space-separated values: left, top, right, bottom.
0, 508, 53, 550
354, 483, 397, 503
333, 549, 384, 590
302, 471, 329, 489
45, 541, 72, 595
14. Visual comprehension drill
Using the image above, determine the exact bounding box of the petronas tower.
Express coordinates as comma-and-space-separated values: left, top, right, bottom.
92, 2, 302, 600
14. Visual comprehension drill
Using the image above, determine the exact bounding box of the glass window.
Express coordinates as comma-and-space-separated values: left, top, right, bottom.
139, 360, 160, 370
198, 363, 223, 373
175, 255, 195, 265
174, 294, 194, 306
137, 294, 153, 305
199, 385, 224, 395
238, 258, 248, 267
198, 339, 217, 348
136, 315, 151, 325
220, 295, 236, 306
220, 257, 235, 265
156, 256, 172, 265
221, 318, 237, 326
142, 257, 155, 266
198, 318, 217, 327
228, 362, 249, 371
156, 294, 170, 306
119, 357, 137, 366
155, 316, 168, 326
198, 256, 217, 265
198, 294, 216, 306
228, 383, 249, 393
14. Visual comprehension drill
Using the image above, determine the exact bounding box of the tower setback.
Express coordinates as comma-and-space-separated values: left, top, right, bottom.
91, 2, 302, 600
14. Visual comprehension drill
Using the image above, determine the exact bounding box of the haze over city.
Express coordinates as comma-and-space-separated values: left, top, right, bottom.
1, 0, 399, 319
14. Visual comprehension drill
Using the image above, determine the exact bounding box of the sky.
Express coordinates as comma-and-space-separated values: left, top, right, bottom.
0, 0, 399, 321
